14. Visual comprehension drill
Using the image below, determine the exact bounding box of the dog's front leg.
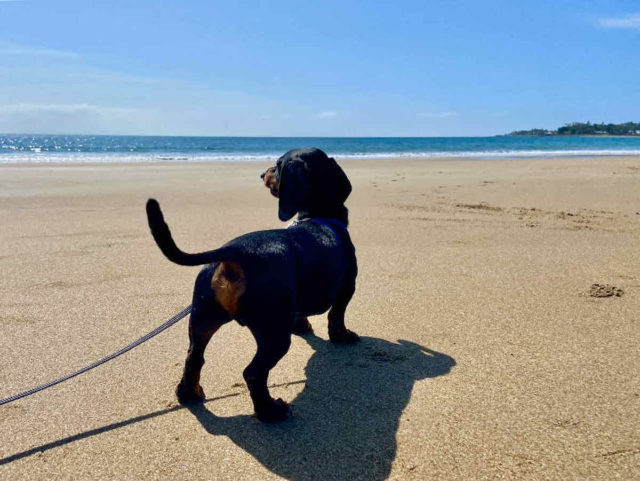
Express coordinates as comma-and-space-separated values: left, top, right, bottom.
243, 323, 292, 422
328, 282, 359, 344
292, 316, 313, 335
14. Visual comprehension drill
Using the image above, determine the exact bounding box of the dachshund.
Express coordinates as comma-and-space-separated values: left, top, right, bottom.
145, 148, 359, 422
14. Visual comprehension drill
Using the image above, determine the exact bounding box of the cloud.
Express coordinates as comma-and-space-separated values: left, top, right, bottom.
598, 14, 640, 30
0, 103, 133, 115
419, 111, 459, 118
0, 42, 78, 58
0, 103, 140, 134
316, 110, 339, 119
260, 113, 291, 121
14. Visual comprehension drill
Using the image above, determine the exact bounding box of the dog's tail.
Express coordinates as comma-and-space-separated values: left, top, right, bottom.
146, 198, 238, 266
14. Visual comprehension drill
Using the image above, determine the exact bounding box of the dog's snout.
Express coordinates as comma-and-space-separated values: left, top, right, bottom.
261, 167, 280, 198
261, 167, 276, 180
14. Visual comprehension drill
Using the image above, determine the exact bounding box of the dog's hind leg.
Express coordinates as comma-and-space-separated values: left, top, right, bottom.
176, 309, 227, 404
328, 282, 360, 344
243, 322, 293, 422
176, 268, 231, 404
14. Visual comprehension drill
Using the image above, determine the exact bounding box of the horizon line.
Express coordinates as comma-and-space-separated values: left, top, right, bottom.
0, 132, 506, 138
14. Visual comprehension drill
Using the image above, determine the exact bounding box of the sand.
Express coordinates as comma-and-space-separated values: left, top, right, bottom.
0, 156, 639, 480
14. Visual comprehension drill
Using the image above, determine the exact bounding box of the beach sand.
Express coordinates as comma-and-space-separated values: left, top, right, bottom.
1, 156, 639, 480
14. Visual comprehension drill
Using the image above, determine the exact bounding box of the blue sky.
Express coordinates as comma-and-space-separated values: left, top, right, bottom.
0, 0, 638, 136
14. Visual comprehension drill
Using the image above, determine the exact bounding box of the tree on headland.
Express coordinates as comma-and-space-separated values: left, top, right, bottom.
507, 121, 640, 136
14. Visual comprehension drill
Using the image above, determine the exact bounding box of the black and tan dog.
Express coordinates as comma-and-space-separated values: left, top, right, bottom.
146, 148, 359, 422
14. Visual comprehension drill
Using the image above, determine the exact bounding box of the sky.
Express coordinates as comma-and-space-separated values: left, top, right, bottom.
0, 0, 638, 136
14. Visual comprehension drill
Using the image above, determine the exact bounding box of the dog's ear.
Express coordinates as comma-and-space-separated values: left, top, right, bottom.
278, 159, 310, 221
306, 154, 351, 206
320, 155, 351, 205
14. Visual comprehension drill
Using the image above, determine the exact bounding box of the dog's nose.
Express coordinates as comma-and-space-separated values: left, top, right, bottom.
260, 171, 266, 180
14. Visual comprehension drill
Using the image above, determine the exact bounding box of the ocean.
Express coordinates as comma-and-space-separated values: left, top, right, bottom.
2, 134, 640, 164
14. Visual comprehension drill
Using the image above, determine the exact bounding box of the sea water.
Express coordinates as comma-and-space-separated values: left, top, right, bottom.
1, 134, 640, 163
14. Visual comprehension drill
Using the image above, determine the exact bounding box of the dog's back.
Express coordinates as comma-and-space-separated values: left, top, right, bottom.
148, 201, 355, 318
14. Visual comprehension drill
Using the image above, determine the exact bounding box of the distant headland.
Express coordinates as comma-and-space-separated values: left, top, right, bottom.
505, 122, 640, 137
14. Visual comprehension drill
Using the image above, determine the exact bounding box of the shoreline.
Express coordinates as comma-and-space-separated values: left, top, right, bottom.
1, 152, 640, 168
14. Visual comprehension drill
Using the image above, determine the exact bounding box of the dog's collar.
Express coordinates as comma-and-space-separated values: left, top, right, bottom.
287, 217, 347, 239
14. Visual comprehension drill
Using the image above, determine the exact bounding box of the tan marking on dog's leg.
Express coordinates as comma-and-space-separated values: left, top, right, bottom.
211, 262, 246, 317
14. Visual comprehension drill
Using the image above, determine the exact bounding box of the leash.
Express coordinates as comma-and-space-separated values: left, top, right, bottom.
0, 305, 192, 407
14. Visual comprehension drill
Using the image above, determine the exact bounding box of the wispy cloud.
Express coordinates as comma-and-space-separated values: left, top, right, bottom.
260, 113, 291, 121
0, 103, 140, 134
0, 42, 78, 58
598, 14, 640, 30
419, 111, 459, 118
316, 110, 339, 119
0, 103, 134, 115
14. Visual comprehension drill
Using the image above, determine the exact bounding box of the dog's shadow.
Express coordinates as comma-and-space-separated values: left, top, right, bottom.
0, 335, 454, 480
188, 334, 455, 481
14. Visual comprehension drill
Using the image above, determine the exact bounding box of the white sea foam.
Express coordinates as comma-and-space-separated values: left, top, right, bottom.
338, 149, 640, 159
1, 149, 640, 164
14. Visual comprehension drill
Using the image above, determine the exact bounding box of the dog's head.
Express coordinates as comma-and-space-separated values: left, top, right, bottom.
261, 148, 351, 221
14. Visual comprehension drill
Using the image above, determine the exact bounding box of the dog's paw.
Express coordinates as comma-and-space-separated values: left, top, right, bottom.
255, 398, 292, 423
329, 328, 360, 344
176, 382, 205, 404
292, 317, 314, 335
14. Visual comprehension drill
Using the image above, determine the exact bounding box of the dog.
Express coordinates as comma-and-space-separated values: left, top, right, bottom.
146, 148, 359, 422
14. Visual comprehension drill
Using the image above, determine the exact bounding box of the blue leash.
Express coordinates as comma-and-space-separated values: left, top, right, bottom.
0, 305, 192, 406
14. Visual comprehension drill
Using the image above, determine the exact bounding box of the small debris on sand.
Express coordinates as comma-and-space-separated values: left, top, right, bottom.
455, 203, 503, 212
589, 284, 624, 298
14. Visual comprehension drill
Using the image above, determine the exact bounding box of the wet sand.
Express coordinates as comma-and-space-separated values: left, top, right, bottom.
1, 156, 639, 480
